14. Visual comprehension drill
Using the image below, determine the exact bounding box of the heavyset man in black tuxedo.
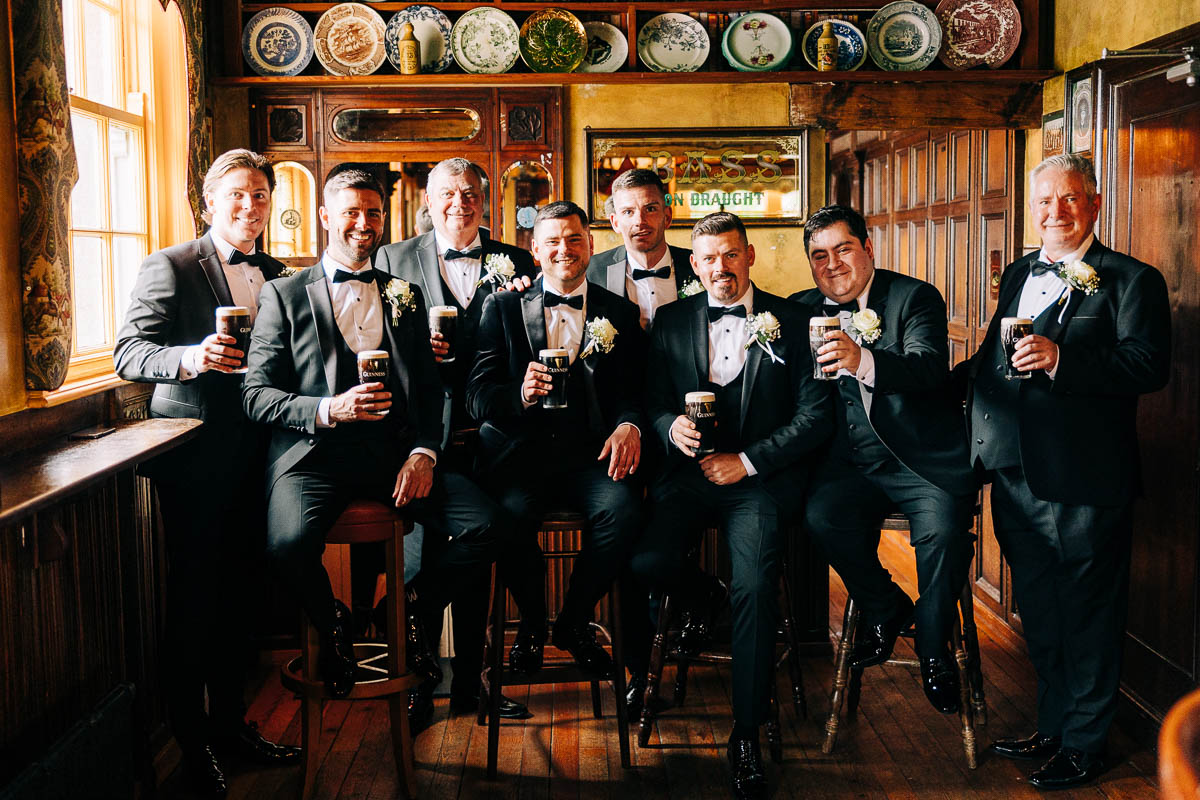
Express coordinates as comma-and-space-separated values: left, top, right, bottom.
962, 154, 1170, 789
114, 149, 299, 795
374, 157, 537, 724
791, 205, 976, 714
242, 169, 511, 709
466, 200, 646, 679
631, 212, 832, 800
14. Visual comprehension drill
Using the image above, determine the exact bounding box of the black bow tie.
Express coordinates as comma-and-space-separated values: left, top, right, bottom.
707, 305, 748, 322
227, 249, 267, 268
332, 268, 377, 284
544, 292, 584, 310
1031, 261, 1064, 277
825, 300, 858, 314
631, 266, 671, 281
444, 247, 483, 261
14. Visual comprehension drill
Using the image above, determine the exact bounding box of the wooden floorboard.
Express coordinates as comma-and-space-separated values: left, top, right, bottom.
160, 530, 1159, 799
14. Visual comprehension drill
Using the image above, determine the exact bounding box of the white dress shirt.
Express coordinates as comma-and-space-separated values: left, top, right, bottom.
435, 231, 484, 309
822, 273, 877, 387
623, 248, 675, 330
1017, 233, 1093, 380
543, 279, 587, 364
180, 232, 267, 380
707, 286, 757, 476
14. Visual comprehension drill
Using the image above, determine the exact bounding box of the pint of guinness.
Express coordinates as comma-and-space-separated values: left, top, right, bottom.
215, 306, 252, 373
429, 306, 458, 363
685, 391, 717, 456
357, 350, 391, 415
809, 316, 841, 381
539, 348, 569, 409
1000, 317, 1034, 380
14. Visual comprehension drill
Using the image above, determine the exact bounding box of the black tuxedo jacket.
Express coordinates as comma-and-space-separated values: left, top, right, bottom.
961, 239, 1171, 505
791, 269, 975, 496
114, 233, 285, 482
586, 244, 698, 300
242, 264, 444, 489
647, 288, 833, 512
464, 279, 646, 473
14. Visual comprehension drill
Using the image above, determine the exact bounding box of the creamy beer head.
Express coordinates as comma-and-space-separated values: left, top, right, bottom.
685, 391, 718, 455
216, 305, 251, 321
808, 316, 841, 381
1001, 316, 1034, 329
685, 391, 716, 404
430, 305, 457, 318
809, 315, 841, 328
429, 306, 458, 362
539, 348, 569, 359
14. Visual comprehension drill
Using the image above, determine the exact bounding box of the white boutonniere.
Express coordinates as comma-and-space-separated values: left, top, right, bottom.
476, 253, 516, 288
1057, 260, 1100, 296
847, 308, 883, 344
381, 278, 416, 323
580, 317, 618, 359
277, 265, 299, 278
744, 311, 785, 364
678, 280, 704, 299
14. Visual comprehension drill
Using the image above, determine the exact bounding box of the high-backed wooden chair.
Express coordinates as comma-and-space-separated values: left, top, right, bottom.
1159, 687, 1200, 800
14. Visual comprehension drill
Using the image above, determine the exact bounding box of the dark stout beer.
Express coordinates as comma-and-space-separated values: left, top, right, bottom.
809, 315, 841, 381
215, 306, 252, 373
539, 348, 569, 409
1000, 317, 1034, 380
357, 349, 390, 416
685, 390, 718, 456
429, 305, 458, 363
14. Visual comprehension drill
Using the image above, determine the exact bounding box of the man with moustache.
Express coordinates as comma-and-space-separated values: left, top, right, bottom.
960, 154, 1170, 788
115, 149, 299, 795
790, 204, 976, 714
374, 158, 537, 724
466, 200, 645, 680
242, 169, 510, 715
630, 212, 832, 800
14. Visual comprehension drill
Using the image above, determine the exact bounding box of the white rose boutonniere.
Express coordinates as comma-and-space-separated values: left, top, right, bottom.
382, 278, 416, 324
678, 280, 704, 299
744, 311, 786, 364
476, 253, 516, 288
1057, 260, 1100, 296
277, 265, 300, 278
580, 317, 618, 359
847, 308, 883, 344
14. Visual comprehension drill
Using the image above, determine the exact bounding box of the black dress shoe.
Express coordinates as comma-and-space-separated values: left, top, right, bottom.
989, 731, 1063, 761
625, 675, 647, 718
1028, 747, 1104, 790
551, 621, 615, 679
674, 576, 729, 658
405, 599, 443, 684
182, 745, 228, 797
509, 627, 546, 675
320, 601, 358, 698
213, 720, 301, 765
450, 689, 532, 719
851, 593, 915, 670
727, 731, 767, 800
408, 685, 435, 736
920, 656, 961, 714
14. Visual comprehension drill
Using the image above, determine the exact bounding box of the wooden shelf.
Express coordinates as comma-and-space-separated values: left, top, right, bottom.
240, 0, 896, 11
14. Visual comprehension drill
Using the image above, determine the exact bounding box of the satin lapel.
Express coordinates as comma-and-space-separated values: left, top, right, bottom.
380, 286, 411, 400
739, 306, 762, 434
305, 276, 340, 396
416, 234, 448, 308
607, 248, 627, 296
690, 298, 708, 388
521, 285, 548, 357
198, 235, 235, 308
579, 294, 604, 429
1043, 244, 1106, 341
864, 270, 890, 338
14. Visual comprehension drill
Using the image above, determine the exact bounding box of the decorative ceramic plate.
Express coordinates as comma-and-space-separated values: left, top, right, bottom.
934, 0, 1021, 69
637, 13, 709, 73
314, 3, 387, 76
384, 5, 453, 73
580, 21, 627, 73
520, 8, 587, 73
800, 19, 867, 71
450, 7, 520, 74
721, 12, 792, 71
867, 1, 942, 71
242, 8, 315, 77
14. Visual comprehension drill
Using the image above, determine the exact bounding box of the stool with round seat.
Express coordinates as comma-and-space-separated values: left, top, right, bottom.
279, 499, 421, 799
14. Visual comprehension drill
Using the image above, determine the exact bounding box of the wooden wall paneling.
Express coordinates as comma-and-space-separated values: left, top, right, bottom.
788, 82, 1044, 130
914, 220, 928, 284
931, 217, 948, 301
948, 214, 971, 326
895, 148, 910, 211
863, 158, 875, 215
932, 135, 949, 204
950, 131, 971, 202
979, 212, 1010, 331
982, 129, 1010, 197
913, 141, 929, 208
876, 154, 889, 215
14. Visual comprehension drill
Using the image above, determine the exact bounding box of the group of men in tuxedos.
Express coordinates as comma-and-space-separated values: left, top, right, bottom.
117, 149, 1169, 799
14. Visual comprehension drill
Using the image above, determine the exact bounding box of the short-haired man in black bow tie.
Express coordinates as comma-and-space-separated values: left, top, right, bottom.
960, 154, 1170, 789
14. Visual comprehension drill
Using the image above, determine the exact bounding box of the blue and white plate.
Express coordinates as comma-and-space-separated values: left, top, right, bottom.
385, 5, 453, 73
242, 7, 314, 77
722, 12, 792, 71
867, 1, 942, 71
801, 19, 867, 71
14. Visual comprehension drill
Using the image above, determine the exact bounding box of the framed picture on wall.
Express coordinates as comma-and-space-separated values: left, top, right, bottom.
1065, 68, 1094, 157
1041, 110, 1065, 159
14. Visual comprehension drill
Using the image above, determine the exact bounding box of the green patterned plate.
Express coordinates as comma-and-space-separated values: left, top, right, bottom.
450, 6, 520, 74
519, 8, 587, 73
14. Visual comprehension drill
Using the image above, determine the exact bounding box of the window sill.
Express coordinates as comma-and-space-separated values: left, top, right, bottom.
26, 373, 127, 408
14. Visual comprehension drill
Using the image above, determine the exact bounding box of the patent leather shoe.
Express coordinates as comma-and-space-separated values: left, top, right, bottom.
320, 601, 358, 698
551, 621, 614, 679
450, 689, 532, 719
182, 745, 228, 797
1028, 747, 1104, 790
407, 684, 435, 736
509, 626, 546, 675
920, 656, 961, 713
625, 674, 647, 718
212, 720, 301, 765
405, 599, 443, 684
988, 731, 1063, 761
674, 576, 728, 658
727, 731, 767, 800
851, 593, 915, 670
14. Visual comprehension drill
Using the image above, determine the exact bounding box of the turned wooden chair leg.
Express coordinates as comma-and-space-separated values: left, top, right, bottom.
385, 535, 417, 798
778, 569, 808, 719
951, 623, 978, 769
823, 597, 859, 754
484, 569, 505, 779
299, 619, 322, 799
640, 593, 671, 747
608, 584, 631, 768
959, 581, 988, 727
766, 679, 784, 764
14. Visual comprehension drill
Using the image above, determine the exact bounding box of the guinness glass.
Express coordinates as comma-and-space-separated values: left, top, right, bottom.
539, 348, 569, 409
215, 306, 252, 373
809, 316, 841, 381
685, 390, 718, 456
1000, 317, 1034, 380
357, 350, 390, 415
429, 306, 458, 363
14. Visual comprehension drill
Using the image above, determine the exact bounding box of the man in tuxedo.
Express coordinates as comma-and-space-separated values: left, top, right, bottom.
630, 212, 832, 800
791, 204, 976, 714
962, 154, 1170, 788
466, 200, 646, 680
242, 169, 511, 716
114, 149, 300, 795
587, 168, 699, 331
373, 158, 537, 723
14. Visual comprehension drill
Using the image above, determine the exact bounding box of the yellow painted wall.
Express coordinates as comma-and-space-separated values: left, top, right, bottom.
565, 83, 822, 297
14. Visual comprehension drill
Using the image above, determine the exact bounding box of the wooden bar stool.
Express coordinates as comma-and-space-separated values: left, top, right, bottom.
638, 547, 807, 764
477, 510, 631, 779
279, 500, 422, 799
822, 511, 987, 769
